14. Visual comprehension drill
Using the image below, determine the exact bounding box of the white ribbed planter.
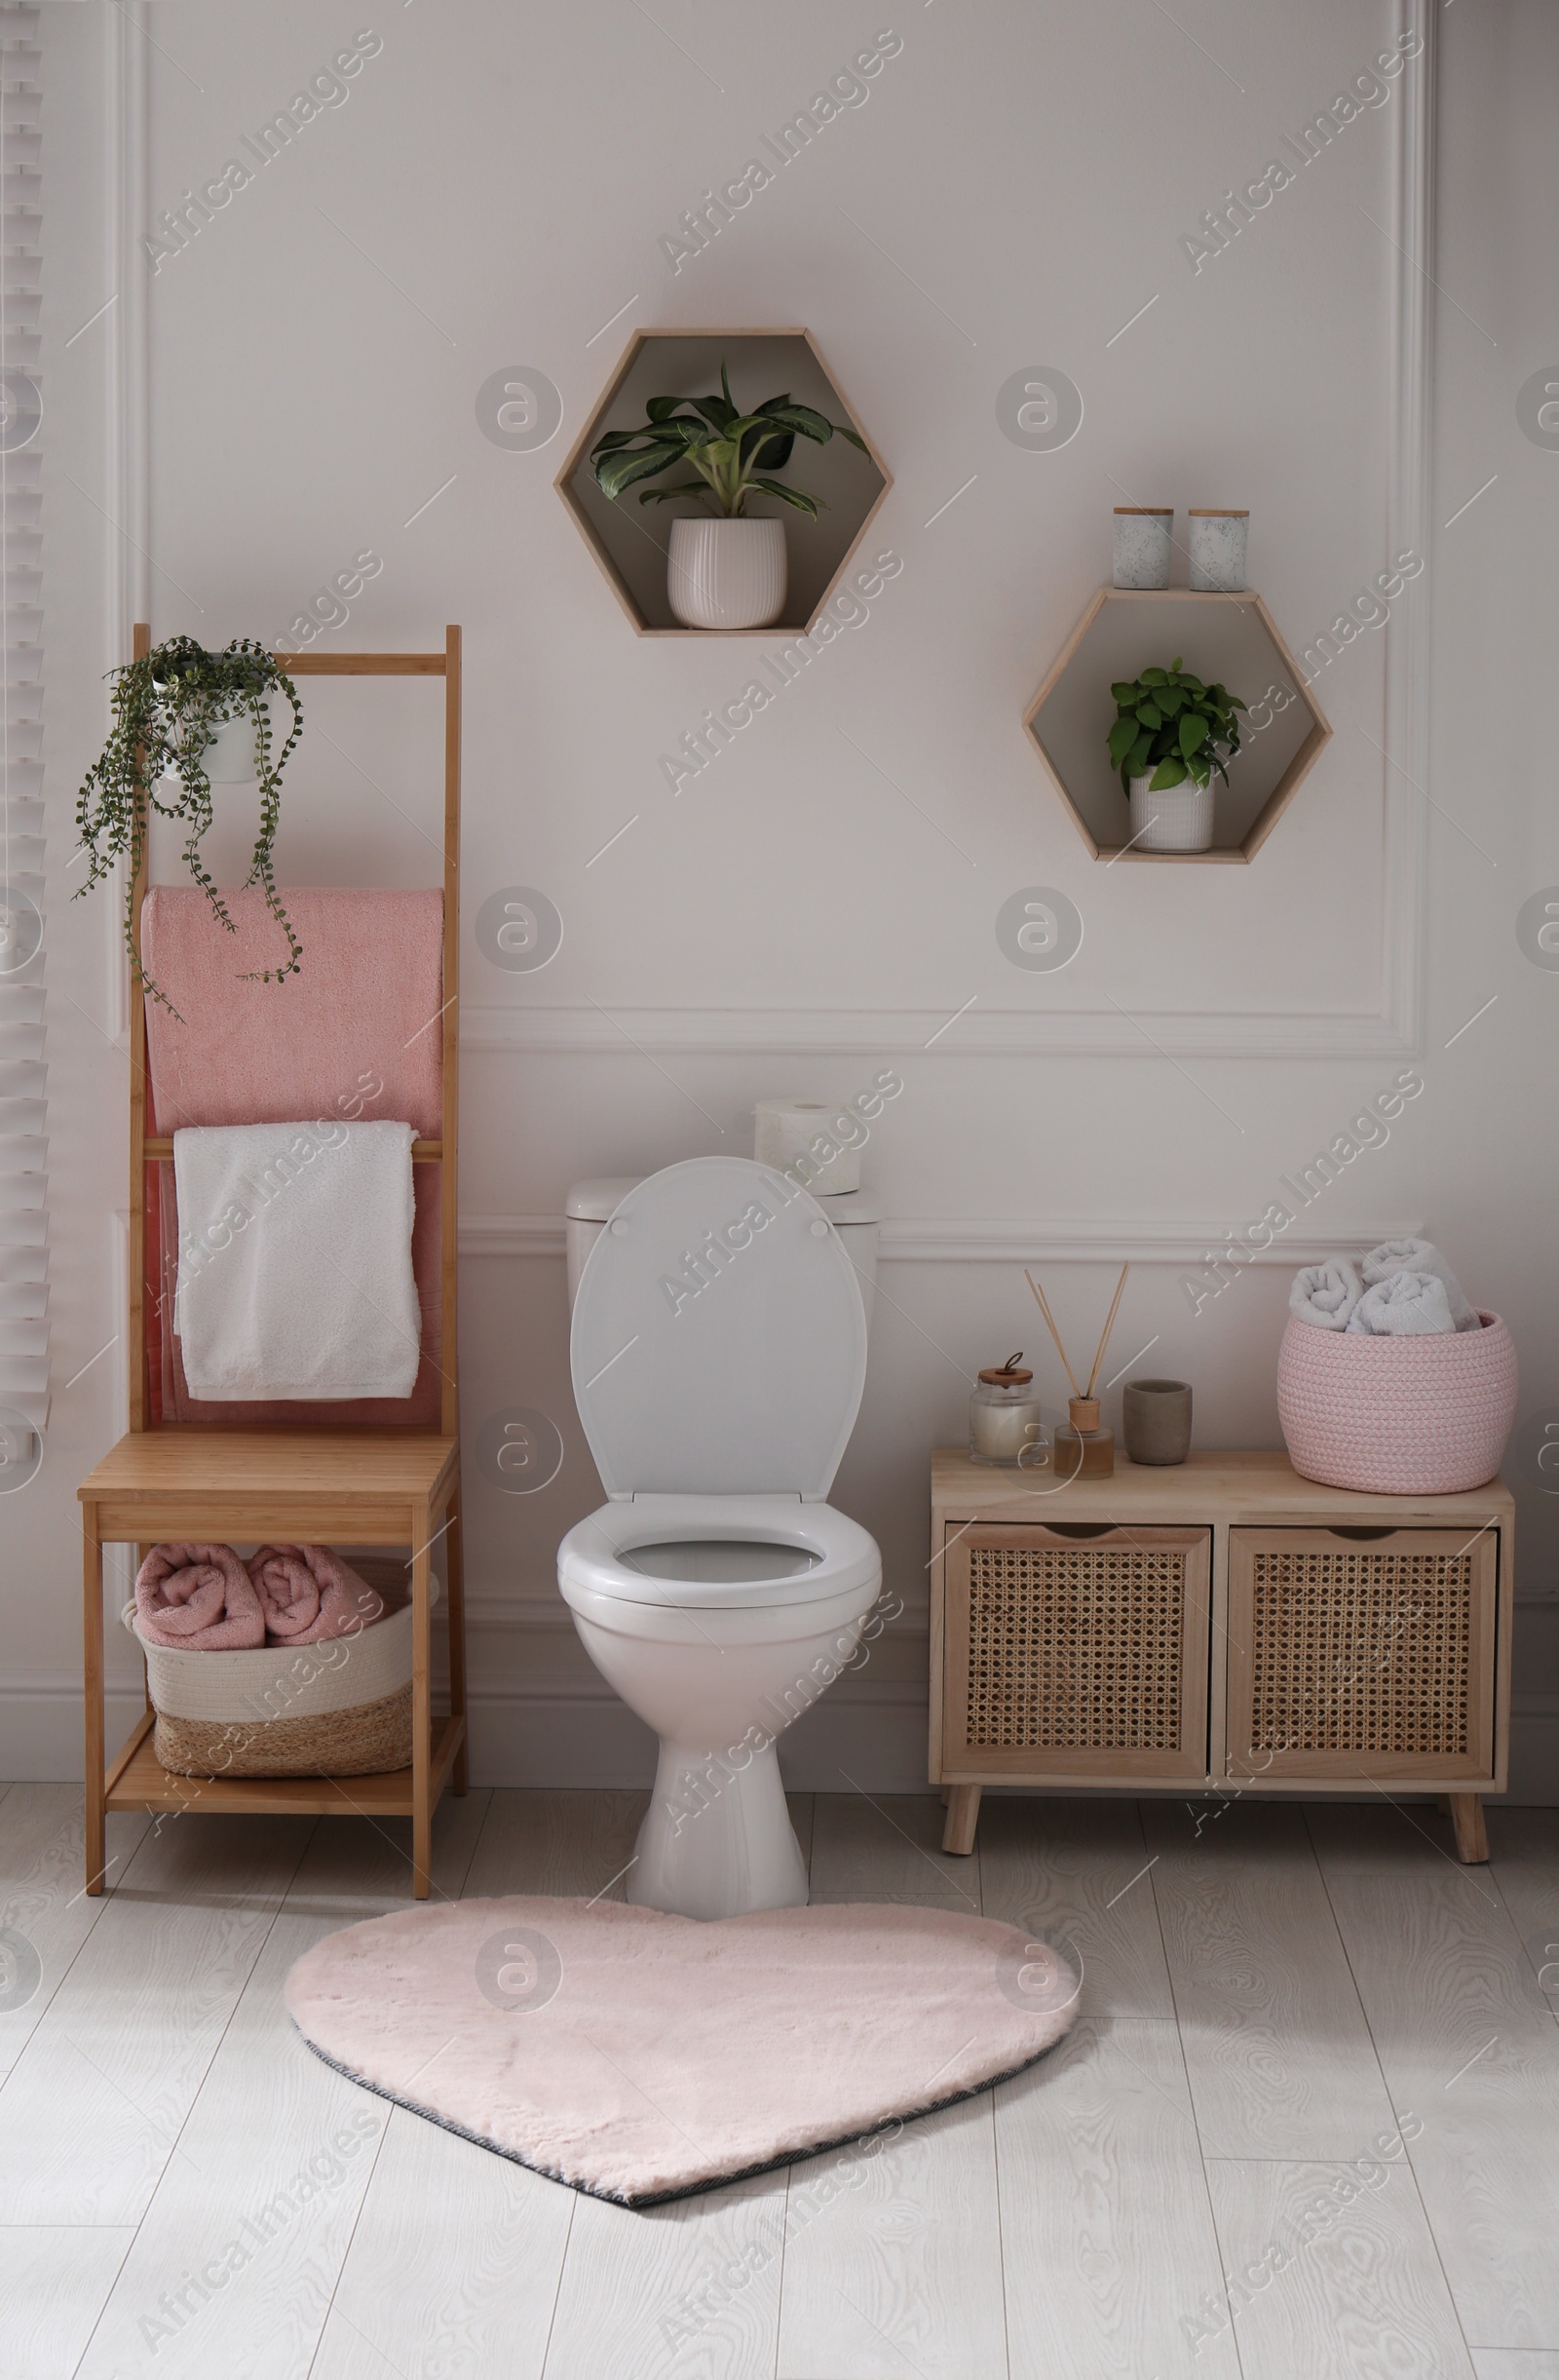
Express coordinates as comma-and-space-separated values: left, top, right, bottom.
667, 518, 787, 631
1129, 771, 1216, 853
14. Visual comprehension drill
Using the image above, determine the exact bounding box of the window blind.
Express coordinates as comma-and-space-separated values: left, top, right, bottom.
0, 3, 46, 1480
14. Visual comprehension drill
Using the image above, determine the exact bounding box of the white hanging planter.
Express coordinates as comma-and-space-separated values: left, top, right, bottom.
666, 517, 787, 631
1129, 771, 1216, 853
194, 713, 261, 783
153, 702, 265, 788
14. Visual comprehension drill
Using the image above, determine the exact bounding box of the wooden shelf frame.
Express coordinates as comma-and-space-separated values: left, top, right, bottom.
1022, 587, 1332, 863
555, 327, 893, 637
930, 1450, 1513, 1864
78, 630, 468, 1900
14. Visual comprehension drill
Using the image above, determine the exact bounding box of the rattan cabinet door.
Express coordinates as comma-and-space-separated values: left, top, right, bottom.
942, 1524, 1211, 1782
1227, 1527, 1499, 1783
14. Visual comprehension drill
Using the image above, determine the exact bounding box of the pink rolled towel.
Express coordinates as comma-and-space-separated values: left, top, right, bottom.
135, 1543, 265, 1650
248, 1544, 385, 1646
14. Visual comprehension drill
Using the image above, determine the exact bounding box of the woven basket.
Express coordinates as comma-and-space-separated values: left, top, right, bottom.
124, 1583, 433, 1778
1276, 1309, 1517, 1494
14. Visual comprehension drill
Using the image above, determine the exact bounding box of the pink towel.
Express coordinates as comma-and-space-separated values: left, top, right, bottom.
135, 1543, 265, 1650
248, 1544, 385, 1645
140, 887, 445, 1137
139, 885, 447, 1427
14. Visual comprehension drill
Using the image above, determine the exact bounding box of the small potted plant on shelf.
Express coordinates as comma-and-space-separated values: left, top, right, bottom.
589, 359, 868, 630
75, 633, 304, 1011
1107, 658, 1245, 853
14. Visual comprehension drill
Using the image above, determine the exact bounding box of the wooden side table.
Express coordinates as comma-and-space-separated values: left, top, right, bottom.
930, 1449, 1513, 1863
80, 1431, 466, 1900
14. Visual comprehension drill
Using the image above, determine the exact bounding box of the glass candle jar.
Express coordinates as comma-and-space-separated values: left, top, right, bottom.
970, 1356, 1044, 1466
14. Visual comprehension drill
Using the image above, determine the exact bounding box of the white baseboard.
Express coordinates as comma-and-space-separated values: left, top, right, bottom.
8, 1685, 1557, 1804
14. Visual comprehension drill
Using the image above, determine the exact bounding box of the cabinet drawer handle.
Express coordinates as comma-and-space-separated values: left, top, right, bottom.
1327, 1526, 1396, 1541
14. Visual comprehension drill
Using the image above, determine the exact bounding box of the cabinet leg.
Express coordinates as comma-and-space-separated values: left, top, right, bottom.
940, 1785, 950, 1807
411, 1511, 433, 1900
445, 1478, 468, 1796
1449, 1792, 1489, 1864
83, 1506, 106, 1897
942, 1784, 981, 1857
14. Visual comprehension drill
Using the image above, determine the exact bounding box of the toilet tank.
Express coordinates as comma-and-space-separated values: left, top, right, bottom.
565, 1175, 882, 1329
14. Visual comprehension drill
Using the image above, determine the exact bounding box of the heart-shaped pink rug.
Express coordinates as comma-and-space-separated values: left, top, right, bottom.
285, 1897, 1079, 2204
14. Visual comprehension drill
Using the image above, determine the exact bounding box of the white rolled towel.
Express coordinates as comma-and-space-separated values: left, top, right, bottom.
1346, 1269, 1455, 1336
1361, 1238, 1478, 1331
1289, 1259, 1363, 1331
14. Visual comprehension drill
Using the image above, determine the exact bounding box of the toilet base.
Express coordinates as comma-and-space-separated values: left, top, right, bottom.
631, 1737, 808, 1921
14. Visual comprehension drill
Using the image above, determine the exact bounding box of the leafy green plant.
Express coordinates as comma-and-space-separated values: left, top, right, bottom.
1107, 658, 1245, 796
589, 359, 867, 518
75, 635, 304, 1015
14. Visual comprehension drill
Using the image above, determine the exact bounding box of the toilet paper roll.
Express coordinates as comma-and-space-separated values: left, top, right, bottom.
753, 1099, 862, 1195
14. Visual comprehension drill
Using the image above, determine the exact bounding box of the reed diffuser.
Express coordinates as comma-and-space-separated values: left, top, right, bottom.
1024, 1264, 1129, 1480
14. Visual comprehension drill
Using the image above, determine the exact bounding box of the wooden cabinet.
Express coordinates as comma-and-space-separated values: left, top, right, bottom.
1225, 1526, 1499, 1785
941, 1524, 1210, 1784
930, 1451, 1513, 1863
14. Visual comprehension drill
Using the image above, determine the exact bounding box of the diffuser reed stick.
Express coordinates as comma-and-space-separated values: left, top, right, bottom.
1085, 1263, 1130, 1399
1023, 1270, 1082, 1398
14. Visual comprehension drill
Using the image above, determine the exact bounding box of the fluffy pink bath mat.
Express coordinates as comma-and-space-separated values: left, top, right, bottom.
285, 1897, 1079, 2205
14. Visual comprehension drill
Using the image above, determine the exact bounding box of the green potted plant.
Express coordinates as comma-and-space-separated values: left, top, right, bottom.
75, 634, 304, 1012
589, 360, 867, 630
1106, 658, 1245, 852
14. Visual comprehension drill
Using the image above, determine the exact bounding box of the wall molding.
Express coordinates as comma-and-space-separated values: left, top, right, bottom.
1381, 0, 1434, 1054
460, 1212, 1425, 1264
462, 11, 1431, 1062
464, 1000, 1417, 1060
108, 7, 1433, 1064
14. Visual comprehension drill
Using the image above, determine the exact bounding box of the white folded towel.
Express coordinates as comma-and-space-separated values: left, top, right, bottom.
173, 1120, 421, 1400
1289, 1259, 1363, 1331
1361, 1238, 1478, 1331
1346, 1269, 1456, 1336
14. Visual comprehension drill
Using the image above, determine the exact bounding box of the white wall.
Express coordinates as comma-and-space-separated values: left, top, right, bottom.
9, 0, 1557, 1794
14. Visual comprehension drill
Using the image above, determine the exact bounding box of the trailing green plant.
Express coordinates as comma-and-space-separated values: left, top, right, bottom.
1107, 658, 1245, 796
74, 635, 304, 1014
589, 358, 867, 518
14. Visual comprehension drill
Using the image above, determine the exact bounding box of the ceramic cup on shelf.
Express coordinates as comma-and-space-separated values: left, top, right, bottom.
1112, 508, 1173, 589
1122, 1378, 1193, 1465
1188, 510, 1248, 592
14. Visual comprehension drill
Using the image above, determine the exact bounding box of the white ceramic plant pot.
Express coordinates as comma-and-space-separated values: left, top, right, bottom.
667, 517, 787, 631
1129, 771, 1216, 853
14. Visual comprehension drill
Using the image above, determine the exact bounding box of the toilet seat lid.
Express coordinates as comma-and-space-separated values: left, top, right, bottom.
569, 1157, 868, 1499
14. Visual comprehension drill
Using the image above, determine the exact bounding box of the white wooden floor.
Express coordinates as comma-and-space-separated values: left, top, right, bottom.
3, 1779, 1558, 2380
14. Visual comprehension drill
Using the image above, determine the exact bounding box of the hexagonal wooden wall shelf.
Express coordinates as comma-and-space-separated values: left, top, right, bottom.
555, 327, 891, 636
1023, 588, 1332, 862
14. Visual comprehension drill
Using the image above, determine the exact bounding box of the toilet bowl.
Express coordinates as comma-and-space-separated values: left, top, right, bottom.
557, 1157, 883, 1921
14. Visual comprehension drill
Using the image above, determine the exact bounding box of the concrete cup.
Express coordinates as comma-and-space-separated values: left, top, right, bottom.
1122, 1378, 1193, 1465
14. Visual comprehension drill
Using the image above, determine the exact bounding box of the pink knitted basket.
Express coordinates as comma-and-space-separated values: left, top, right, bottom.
1276, 1310, 1517, 1494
